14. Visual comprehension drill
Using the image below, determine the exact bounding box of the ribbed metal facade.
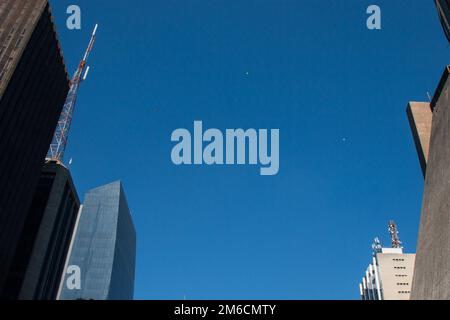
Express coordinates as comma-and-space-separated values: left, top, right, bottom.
0, 0, 70, 295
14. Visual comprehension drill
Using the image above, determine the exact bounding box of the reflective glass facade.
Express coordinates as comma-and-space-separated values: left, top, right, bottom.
59, 181, 136, 300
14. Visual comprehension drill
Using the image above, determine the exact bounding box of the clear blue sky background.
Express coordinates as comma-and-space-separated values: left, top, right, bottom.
49, 0, 448, 299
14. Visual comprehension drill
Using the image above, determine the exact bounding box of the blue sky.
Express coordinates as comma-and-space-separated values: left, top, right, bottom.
49, 0, 448, 299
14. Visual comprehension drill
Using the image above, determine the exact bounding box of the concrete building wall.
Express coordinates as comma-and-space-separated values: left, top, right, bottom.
377, 253, 415, 300
359, 248, 415, 300
411, 66, 450, 300
406, 102, 432, 177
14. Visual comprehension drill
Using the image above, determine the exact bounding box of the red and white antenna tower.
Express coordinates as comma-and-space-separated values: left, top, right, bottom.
47, 24, 98, 163
388, 220, 402, 249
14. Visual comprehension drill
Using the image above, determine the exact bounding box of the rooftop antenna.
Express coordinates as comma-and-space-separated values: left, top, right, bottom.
388, 220, 402, 249
47, 24, 98, 163
372, 237, 382, 254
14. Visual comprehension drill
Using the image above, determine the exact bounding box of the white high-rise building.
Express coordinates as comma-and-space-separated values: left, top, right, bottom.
359, 222, 416, 300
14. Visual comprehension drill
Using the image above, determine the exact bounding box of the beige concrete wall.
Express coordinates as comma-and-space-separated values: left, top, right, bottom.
406, 102, 432, 177
377, 253, 415, 300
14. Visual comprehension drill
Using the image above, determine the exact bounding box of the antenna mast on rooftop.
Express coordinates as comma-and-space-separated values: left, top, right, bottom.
47, 24, 98, 163
388, 220, 402, 249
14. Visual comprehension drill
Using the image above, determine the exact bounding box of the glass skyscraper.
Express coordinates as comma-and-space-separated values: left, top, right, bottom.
59, 181, 136, 300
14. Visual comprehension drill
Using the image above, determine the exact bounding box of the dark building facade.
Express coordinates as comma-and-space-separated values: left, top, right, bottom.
407, 67, 450, 300
59, 181, 136, 300
436, 0, 450, 42
2, 161, 80, 300
0, 0, 70, 294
